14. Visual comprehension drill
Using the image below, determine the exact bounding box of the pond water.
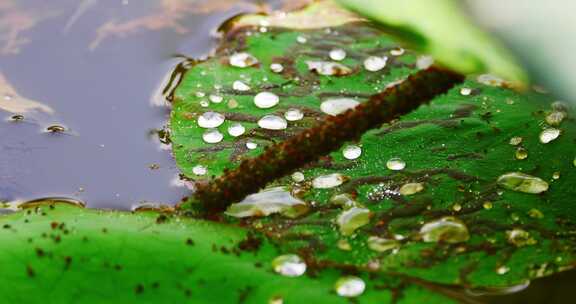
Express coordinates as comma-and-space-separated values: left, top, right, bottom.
0, 0, 292, 209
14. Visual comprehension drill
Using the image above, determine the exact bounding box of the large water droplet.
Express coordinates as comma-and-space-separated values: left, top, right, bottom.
258, 115, 287, 130
363, 56, 387, 72
386, 158, 406, 171
254, 92, 280, 108
198, 112, 225, 128
192, 165, 207, 176
506, 228, 536, 247
272, 254, 306, 277
337, 207, 371, 236
399, 182, 424, 196
306, 61, 352, 76
233, 80, 251, 91
284, 108, 303, 121
342, 145, 362, 160
226, 187, 308, 218
539, 128, 561, 143
420, 217, 470, 243
312, 173, 347, 189
228, 123, 245, 137
229, 52, 259, 68
320, 98, 359, 116
497, 172, 549, 194
329, 48, 347, 61
367, 236, 400, 253
335, 276, 365, 297
202, 129, 223, 144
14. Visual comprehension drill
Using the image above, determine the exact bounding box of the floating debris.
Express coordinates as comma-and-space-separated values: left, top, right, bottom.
329, 49, 347, 61
233, 80, 251, 91
226, 187, 308, 218
202, 129, 224, 144
198, 112, 225, 128
254, 92, 280, 108
337, 207, 371, 236
192, 165, 207, 176
497, 172, 549, 194
367, 236, 400, 253
515, 147, 528, 160
229, 52, 259, 68
342, 145, 362, 160
258, 115, 287, 130
335, 276, 366, 297
420, 217, 470, 243
363, 56, 387, 72
209, 95, 223, 103
506, 228, 536, 247
539, 128, 561, 144
509, 136, 523, 146
386, 158, 406, 171
312, 173, 347, 189
228, 123, 245, 137
284, 108, 304, 121
271, 254, 306, 277
306, 61, 352, 76
320, 98, 359, 115
399, 182, 424, 196
270, 63, 284, 73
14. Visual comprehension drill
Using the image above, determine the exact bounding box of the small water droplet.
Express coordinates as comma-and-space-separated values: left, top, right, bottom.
539, 128, 561, 143
367, 236, 400, 253
254, 92, 280, 108
329, 48, 347, 61
268, 296, 283, 304
342, 145, 361, 160
226, 187, 308, 218
515, 147, 528, 160
416, 55, 434, 69
198, 112, 225, 128
200, 100, 209, 107
330, 193, 360, 209
420, 217, 469, 243
452, 203, 462, 212
528, 208, 544, 219
506, 228, 536, 247
3, 94, 13, 101
233, 80, 251, 91
552, 171, 560, 180
258, 115, 287, 130
296, 35, 307, 43
545, 111, 566, 126
306, 61, 352, 76
497, 265, 510, 275
386, 158, 406, 171
284, 108, 303, 121
320, 98, 359, 115
291, 172, 304, 182
270, 63, 284, 73
337, 239, 352, 251
229, 52, 259, 68
335, 276, 365, 297
509, 136, 523, 146
483, 201, 493, 209
460, 87, 473, 96
228, 123, 245, 137
192, 165, 207, 176
497, 172, 549, 194
9, 114, 24, 121
312, 173, 347, 189
228, 99, 239, 109
477, 74, 505, 87
363, 56, 388, 72
46, 125, 66, 133
195, 91, 206, 98
552, 101, 569, 112
202, 129, 223, 144
390, 47, 405, 56
246, 141, 258, 150
337, 207, 371, 236
272, 254, 306, 277
399, 182, 424, 196
209, 95, 223, 104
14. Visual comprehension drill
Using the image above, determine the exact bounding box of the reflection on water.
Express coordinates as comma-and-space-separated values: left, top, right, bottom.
0, 0, 301, 209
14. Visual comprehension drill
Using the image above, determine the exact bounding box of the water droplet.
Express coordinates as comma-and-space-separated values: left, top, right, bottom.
226, 187, 308, 218
528, 208, 544, 219
399, 182, 424, 196
497, 265, 510, 275
452, 203, 462, 212
229, 52, 259, 68
342, 145, 361, 160
254, 92, 280, 108
539, 128, 560, 143
420, 217, 470, 243
195, 91, 206, 98
269, 296, 283, 304
335, 276, 365, 297
477, 74, 505, 87
460, 87, 473, 96
330, 194, 360, 210
228, 123, 245, 137
246, 141, 258, 150
390, 47, 405, 56
228, 99, 238, 109
320, 98, 359, 115
515, 147, 528, 160
192, 165, 207, 176
367, 236, 400, 252
552, 101, 570, 112
258, 115, 287, 130
312, 173, 347, 189
509, 136, 523, 146
337, 207, 371, 236
209, 95, 223, 103
363, 56, 388, 72
284, 108, 304, 121
497, 172, 549, 194
545, 111, 566, 126
386, 158, 406, 171
306, 61, 352, 76
291, 172, 304, 182
200, 100, 209, 107
416, 55, 434, 69
552, 171, 560, 180
296, 35, 307, 43
270, 63, 284, 73
272, 254, 306, 277
3, 93, 13, 100
233, 80, 251, 91
329, 49, 347, 61
202, 129, 223, 144
507, 228, 536, 247
483, 201, 493, 209
9, 114, 24, 121
198, 112, 225, 128
337, 239, 352, 251
46, 125, 66, 133
466, 281, 530, 297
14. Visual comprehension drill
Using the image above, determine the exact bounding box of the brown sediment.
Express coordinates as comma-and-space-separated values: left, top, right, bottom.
190, 66, 464, 213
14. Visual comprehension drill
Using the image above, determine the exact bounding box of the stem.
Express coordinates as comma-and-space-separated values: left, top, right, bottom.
190, 66, 465, 213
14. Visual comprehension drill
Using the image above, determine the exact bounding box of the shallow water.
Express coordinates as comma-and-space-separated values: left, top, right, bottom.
0, 0, 291, 209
